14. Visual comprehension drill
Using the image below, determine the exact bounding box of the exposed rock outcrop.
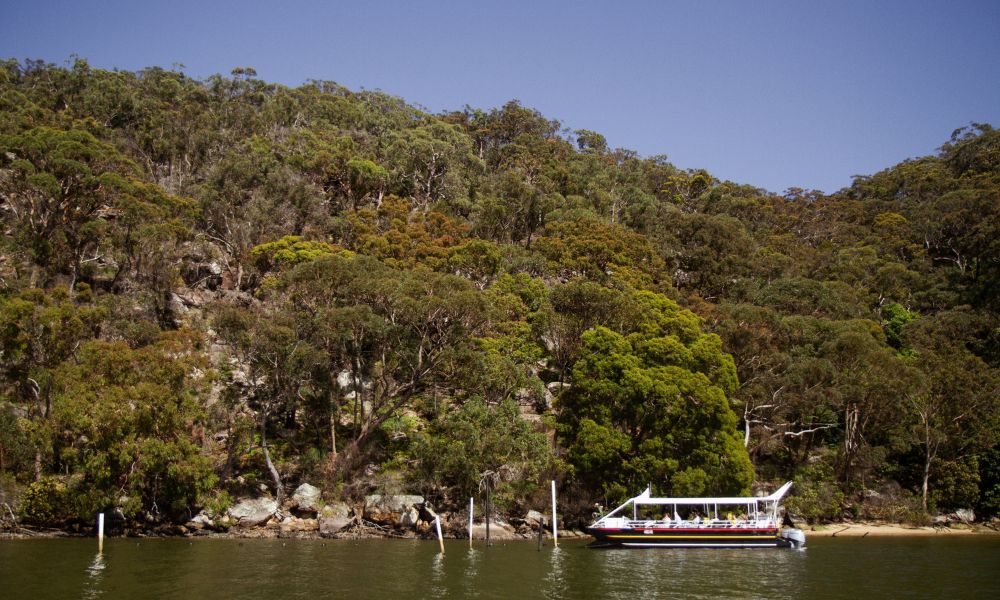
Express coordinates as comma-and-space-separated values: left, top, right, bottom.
318, 502, 353, 536
291, 483, 323, 514
364, 494, 425, 526
228, 497, 279, 527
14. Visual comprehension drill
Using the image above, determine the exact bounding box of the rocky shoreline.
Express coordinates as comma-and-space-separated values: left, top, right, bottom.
1, 483, 589, 541
4, 483, 999, 541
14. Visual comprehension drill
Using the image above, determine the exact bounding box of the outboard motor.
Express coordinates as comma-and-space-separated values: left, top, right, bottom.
780, 528, 806, 549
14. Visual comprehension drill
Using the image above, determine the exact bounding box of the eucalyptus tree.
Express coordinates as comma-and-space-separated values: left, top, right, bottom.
557, 290, 752, 501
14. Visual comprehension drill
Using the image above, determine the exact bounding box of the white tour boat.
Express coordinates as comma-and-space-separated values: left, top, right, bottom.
586, 481, 806, 549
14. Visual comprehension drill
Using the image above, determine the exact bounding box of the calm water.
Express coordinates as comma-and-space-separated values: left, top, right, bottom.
2, 536, 999, 599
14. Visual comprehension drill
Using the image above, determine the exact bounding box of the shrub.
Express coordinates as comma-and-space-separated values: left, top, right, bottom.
785, 463, 844, 523
20, 477, 74, 525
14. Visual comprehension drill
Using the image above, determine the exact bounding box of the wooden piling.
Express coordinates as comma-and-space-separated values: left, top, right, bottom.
98, 512, 105, 553
435, 515, 445, 554
551, 480, 558, 548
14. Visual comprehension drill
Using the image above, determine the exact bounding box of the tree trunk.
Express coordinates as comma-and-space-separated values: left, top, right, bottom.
922, 434, 932, 512
261, 422, 285, 504
329, 404, 338, 460
920, 414, 936, 513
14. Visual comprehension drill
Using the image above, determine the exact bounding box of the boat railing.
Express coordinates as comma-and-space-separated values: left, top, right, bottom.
607, 518, 778, 529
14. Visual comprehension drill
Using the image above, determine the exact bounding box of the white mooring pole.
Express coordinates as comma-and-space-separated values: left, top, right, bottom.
468, 497, 474, 548
435, 515, 445, 554
97, 512, 105, 553
550, 480, 558, 548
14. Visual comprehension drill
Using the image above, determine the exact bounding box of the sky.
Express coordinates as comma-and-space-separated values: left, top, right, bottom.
2, 0, 999, 194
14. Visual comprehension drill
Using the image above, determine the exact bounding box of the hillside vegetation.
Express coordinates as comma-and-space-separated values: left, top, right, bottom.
1, 59, 998, 528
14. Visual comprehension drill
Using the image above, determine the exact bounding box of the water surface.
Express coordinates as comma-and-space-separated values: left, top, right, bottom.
2, 535, 998, 599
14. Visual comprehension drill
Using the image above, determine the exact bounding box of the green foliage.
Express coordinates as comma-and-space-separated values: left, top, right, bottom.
251, 235, 339, 275
0, 403, 32, 474
558, 289, 753, 500
785, 463, 845, 523
930, 457, 980, 512
19, 476, 74, 525
2, 59, 999, 526
978, 441, 1000, 518
881, 303, 918, 350
449, 239, 502, 288
203, 490, 234, 517
409, 398, 551, 502
46, 337, 217, 519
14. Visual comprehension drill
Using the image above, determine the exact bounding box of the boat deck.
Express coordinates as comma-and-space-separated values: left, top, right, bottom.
616, 519, 778, 529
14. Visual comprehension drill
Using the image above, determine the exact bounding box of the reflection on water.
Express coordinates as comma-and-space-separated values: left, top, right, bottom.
461, 548, 481, 598
583, 546, 805, 600
429, 552, 447, 598
543, 546, 565, 600
0, 536, 998, 600
81, 552, 107, 600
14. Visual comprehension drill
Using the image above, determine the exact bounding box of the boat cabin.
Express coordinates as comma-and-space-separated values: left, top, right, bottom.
593, 481, 793, 530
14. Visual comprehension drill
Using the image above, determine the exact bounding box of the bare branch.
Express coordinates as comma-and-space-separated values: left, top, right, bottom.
783, 423, 837, 437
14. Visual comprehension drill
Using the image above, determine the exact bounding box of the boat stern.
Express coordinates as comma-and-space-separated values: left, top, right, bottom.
779, 528, 806, 548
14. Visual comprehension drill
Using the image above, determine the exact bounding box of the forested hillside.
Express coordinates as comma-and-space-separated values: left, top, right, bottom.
1, 59, 998, 529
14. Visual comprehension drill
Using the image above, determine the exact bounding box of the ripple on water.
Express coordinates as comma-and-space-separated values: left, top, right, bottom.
1, 536, 998, 600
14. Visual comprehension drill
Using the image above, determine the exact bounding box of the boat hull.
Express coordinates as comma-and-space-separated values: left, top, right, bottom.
587, 526, 792, 549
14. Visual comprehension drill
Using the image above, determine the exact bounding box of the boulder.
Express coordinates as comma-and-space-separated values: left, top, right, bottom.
558, 529, 584, 538
544, 382, 569, 409
524, 510, 546, 529
954, 508, 975, 524
167, 293, 189, 315
318, 502, 353, 536
279, 517, 318, 536
319, 516, 353, 536
185, 512, 216, 531
291, 483, 323, 513
468, 522, 518, 540
400, 506, 420, 528
320, 502, 351, 519
228, 497, 279, 527
364, 494, 424, 524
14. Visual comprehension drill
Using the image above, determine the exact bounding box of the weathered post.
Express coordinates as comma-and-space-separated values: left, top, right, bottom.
97, 512, 105, 553
551, 480, 558, 548
435, 515, 445, 554
469, 497, 474, 548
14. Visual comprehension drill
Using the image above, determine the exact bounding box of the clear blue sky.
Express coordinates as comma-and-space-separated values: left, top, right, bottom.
3, 0, 999, 193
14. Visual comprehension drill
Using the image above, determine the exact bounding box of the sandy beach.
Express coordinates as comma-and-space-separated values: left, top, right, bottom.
805, 523, 999, 537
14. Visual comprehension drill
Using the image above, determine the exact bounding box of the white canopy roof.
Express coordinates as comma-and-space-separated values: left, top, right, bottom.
628, 481, 793, 506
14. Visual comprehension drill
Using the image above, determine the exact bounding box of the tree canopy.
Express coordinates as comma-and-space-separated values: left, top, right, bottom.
1, 58, 998, 527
